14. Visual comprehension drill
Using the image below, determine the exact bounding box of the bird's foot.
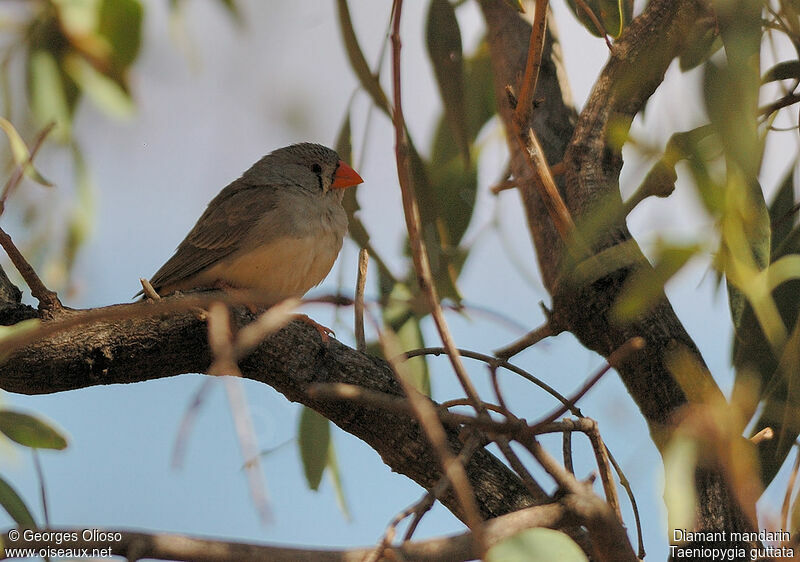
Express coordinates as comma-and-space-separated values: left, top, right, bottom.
295, 314, 335, 343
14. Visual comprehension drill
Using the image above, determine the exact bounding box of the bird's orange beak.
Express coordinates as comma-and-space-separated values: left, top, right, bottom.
331, 160, 364, 189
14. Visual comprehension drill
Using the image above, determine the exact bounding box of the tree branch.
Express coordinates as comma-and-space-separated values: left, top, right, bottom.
479, 0, 752, 539
0, 285, 537, 524
0, 503, 578, 561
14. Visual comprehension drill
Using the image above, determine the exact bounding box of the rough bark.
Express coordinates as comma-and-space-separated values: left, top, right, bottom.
0, 281, 535, 524
480, 0, 751, 542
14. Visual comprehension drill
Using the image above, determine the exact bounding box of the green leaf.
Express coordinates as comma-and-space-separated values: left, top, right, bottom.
65, 144, 95, 271
384, 283, 431, 395
503, 0, 526, 12
463, 40, 496, 141
487, 528, 588, 562
769, 167, 796, 258
762, 60, 800, 84
298, 407, 330, 491
326, 440, 350, 520
614, 242, 701, 321
565, 0, 632, 39
63, 54, 134, 119
407, 143, 462, 303
0, 475, 36, 527
335, 0, 391, 117
26, 49, 73, 142
426, 0, 469, 164
664, 434, 699, 533
706, 0, 762, 180
98, 0, 143, 70
0, 410, 68, 450
679, 25, 721, 71
0, 118, 52, 187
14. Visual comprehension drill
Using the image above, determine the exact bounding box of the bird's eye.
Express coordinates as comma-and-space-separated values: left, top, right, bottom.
311, 163, 322, 175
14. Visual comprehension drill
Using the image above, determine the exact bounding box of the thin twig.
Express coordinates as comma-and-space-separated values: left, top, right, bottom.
139, 278, 161, 301
604, 443, 645, 559
509, 95, 575, 240
223, 376, 271, 524
355, 248, 368, 352
205, 302, 272, 523
562, 428, 574, 474
573, 0, 613, 50
0, 122, 56, 217
494, 320, 557, 359
366, 435, 483, 562
32, 449, 49, 527
529, 337, 644, 432
402, 347, 579, 414
0, 226, 61, 313
751, 426, 774, 444
782, 443, 800, 530
582, 419, 621, 522
389, 0, 482, 413
495, 436, 549, 501
514, 0, 549, 127
171, 378, 216, 469
375, 309, 485, 553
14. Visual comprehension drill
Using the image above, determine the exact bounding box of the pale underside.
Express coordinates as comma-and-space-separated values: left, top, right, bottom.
157, 231, 344, 305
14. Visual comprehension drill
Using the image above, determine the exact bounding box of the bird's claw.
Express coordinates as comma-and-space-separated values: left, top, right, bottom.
295, 314, 335, 343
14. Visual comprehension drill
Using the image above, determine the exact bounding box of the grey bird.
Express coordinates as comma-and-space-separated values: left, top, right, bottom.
141, 143, 363, 310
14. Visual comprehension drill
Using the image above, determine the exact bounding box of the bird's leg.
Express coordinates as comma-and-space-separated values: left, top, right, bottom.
294, 314, 335, 343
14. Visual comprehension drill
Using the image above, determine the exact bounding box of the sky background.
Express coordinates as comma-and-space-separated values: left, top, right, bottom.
0, 1, 796, 560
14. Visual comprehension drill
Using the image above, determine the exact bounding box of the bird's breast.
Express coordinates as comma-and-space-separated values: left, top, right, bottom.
197, 202, 347, 305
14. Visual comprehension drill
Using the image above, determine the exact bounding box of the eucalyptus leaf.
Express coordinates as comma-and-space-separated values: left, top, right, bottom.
0, 410, 68, 450
769, 167, 797, 257
762, 60, 800, 84
27, 50, 73, 142
0, 118, 52, 187
0, 475, 36, 527
98, 0, 143, 70
565, 0, 632, 39
298, 406, 330, 491
426, 0, 469, 164
63, 54, 134, 119
487, 528, 588, 562
335, 0, 391, 116
326, 440, 351, 520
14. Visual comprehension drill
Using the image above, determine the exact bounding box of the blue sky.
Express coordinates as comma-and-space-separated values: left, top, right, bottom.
0, 1, 794, 560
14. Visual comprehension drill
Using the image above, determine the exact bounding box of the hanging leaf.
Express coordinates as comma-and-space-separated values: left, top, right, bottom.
0, 118, 52, 187
762, 60, 800, 84
26, 49, 74, 142
565, 0, 633, 39
98, 0, 143, 71
326, 440, 351, 520
0, 410, 68, 450
0, 475, 36, 527
65, 144, 95, 271
680, 25, 721, 72
335, 0, 391, 117
426, 0, 469, 164
487, 528, 588, 562
298, 406, 330, 491
503, 0, 526, 12
63, 54, 134, 119
384, 282, 431, 395
407, 142, 462, 303
769, 167, 797, 257
613, 242, 702, 321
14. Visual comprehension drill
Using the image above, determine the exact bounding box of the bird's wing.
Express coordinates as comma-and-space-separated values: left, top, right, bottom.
147, 182, 282, 293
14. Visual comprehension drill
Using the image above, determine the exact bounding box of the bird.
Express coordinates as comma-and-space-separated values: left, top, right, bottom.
139, 143, 363, 336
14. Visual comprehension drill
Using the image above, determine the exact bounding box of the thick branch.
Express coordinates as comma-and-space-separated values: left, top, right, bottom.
480, 0, 751, 538
0, 292, 536, 524
1, 504, 578, 561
